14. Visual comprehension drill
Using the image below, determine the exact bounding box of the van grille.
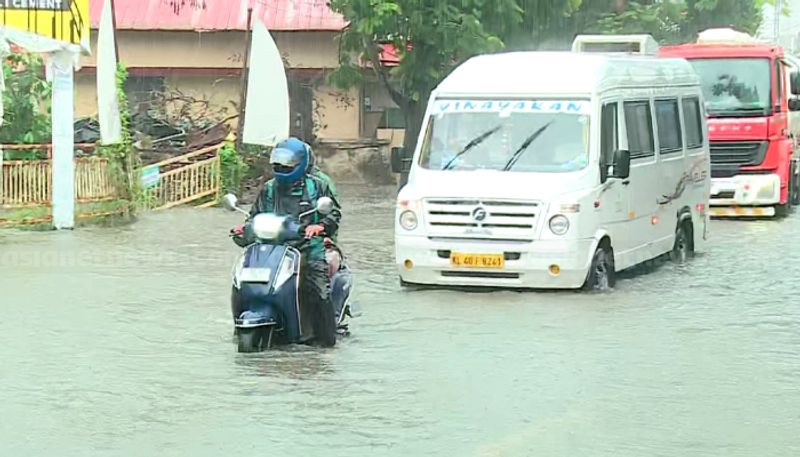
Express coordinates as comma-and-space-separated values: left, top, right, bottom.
709, 141, 768, 178
423, 198, 539, 240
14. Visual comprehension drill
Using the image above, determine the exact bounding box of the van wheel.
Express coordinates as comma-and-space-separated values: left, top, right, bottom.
583, 242, 615, 291
671, 221, 694, 263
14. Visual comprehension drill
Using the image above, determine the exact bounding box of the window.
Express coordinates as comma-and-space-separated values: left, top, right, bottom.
600, 102, 618, 182
378, 108, 406, 129
655, 99, 683, 154
123, 76, 166, 116
623, 101, 655, 158
682, 97, 704, 149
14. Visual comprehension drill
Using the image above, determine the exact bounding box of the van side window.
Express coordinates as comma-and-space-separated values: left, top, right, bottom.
682, 97, 704, 149
600, 102, 618, 182
655, 99, 682, 155
623, 101, 655, 159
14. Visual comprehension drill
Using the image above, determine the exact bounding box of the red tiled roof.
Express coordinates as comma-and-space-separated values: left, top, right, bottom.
379, 44, 399, 67
89, 0, 346, 31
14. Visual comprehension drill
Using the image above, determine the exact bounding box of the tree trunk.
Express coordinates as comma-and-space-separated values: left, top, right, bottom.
398, 100, 426, 192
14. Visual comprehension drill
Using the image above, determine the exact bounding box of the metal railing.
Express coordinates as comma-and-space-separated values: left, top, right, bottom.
140, 144, 222, 211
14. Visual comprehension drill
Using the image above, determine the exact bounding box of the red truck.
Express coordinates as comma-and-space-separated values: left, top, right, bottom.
660, 30, 800, 217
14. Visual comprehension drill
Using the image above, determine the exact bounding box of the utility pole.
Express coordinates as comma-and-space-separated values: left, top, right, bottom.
236, 7, 254, 154
775, 0, 782, 43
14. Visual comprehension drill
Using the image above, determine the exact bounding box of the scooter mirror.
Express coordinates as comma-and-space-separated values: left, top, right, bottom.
222, 194, 239, 211
316, 196, 334, 215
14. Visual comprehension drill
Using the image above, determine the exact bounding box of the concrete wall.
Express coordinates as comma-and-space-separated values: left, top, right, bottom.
75, 30, 369, 141
79, 30, 341, 70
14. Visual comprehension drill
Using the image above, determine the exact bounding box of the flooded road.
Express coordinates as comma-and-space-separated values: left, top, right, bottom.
1, 184, 798, 456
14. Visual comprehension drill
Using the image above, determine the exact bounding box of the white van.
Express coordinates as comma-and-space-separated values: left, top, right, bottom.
392, 35, 711, 290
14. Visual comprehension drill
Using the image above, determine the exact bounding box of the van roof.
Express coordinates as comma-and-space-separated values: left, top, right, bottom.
434, 51, 700, 97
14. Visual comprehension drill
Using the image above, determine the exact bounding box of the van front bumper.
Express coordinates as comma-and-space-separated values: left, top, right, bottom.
395, 235, 595, 289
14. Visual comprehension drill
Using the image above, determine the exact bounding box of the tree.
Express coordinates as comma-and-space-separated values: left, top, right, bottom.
0, 51, 51, 145
585, 0, 769, 44
329, 0, 773, 167
328, 0, 522, 161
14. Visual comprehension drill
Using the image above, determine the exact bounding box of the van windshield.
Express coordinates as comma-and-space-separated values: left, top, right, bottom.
687, 58, 771, 116
418, 100, 591, 172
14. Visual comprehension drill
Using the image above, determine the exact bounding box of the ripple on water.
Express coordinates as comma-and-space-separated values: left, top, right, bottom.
1, 185, 799, 456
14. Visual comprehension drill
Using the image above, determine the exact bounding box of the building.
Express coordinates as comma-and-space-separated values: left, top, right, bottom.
78, 0, 403, 147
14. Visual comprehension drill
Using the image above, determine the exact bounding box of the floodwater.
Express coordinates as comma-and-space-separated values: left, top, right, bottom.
1, 184, 798, 457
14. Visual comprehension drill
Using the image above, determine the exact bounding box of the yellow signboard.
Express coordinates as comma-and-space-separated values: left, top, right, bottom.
0, 0, 89, 46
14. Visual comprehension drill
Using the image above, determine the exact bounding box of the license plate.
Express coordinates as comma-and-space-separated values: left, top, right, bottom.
450, 253, 504, 269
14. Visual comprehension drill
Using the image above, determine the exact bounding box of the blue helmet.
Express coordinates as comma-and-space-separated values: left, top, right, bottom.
270, 137, 310, 184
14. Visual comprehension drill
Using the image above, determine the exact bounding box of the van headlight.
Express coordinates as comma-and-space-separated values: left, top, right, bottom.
549, 215, 570, 235
399, 210, 418, 230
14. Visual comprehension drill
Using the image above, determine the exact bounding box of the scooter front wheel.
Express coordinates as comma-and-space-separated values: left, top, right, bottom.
237, 326, 274, 352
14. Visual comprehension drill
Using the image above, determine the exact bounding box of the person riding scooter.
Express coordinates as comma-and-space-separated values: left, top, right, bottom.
247, 138, 342, 346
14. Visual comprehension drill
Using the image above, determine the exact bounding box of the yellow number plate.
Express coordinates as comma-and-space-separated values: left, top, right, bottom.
450, 253, 505, 269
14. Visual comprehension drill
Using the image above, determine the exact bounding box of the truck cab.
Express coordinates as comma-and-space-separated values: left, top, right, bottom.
660, 29, 800, 217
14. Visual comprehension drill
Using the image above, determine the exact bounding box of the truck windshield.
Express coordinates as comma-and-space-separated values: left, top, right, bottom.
688, 58, 771, 116
418, 99, 591, 173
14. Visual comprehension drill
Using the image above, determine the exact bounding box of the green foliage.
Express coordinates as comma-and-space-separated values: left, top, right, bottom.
585, 0, 767, 44
0, 51, 52, 152
98, 63, 140, 208
330, 0, 772, 154
329, 0, 521, 152
220, 140, 250, 194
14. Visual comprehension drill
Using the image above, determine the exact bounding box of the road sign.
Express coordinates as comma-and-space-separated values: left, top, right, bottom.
0, 0, 89, 47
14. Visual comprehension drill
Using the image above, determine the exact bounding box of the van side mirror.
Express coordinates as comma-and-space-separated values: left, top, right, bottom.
791, 73, 800, 96
790, 98, 800, 111
612, 149, 631, 179
390, 147, 409, 174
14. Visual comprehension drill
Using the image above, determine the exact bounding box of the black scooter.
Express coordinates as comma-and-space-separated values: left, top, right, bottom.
223, 194, 358, 352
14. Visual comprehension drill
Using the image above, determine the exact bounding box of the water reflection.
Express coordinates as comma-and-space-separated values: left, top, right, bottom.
0, 184, 798, 456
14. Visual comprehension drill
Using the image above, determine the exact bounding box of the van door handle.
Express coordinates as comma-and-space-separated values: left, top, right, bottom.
622, 180, 630, 186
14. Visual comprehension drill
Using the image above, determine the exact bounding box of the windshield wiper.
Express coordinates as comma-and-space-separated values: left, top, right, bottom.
502, 121, 554, 172
441, 125, 501, 170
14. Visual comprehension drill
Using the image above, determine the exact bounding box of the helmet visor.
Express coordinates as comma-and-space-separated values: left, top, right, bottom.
270, 147, 301, 168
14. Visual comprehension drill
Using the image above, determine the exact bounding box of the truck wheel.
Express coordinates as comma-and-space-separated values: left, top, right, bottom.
792, 162, 800, 205
671, 221, 694, 263
582, 242, 615, 291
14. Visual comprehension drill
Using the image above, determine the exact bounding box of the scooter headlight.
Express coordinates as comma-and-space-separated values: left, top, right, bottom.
252, 214, 286, 240
273, 256, 297, 290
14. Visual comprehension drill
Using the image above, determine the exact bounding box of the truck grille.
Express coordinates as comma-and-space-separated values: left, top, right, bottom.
709, 141, 768, 178
423, 198, 539, 240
